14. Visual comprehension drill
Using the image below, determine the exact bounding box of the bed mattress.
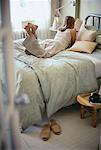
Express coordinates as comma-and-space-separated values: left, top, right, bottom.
72, 49, 101, 78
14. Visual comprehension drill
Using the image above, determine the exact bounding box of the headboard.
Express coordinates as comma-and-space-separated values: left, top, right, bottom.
85, 13, 101, 29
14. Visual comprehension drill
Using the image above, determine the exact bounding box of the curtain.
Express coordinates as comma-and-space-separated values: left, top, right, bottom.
51, 0, 60, 25
10, 0, 51, 39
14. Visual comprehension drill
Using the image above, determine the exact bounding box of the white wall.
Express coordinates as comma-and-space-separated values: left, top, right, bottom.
61, 0, 101, 21
80, 0, 101, 20
61, 0, 76, 18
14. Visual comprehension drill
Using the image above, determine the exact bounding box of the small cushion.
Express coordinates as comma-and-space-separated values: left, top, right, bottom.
74, 18, 83, 32
68, 41, 97, 54
77, 27, 96, 42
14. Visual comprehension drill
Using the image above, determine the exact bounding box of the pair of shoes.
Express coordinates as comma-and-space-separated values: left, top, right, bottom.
40, 119, 62, 141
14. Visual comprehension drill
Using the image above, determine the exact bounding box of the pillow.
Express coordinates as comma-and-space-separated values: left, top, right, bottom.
74, 18, 83, 32
85, 26, 101, 45
85, 25, 97, 31
68, 41, 97, 54
77, 27, 96, 42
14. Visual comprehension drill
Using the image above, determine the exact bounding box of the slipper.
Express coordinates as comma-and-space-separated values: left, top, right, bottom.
40, 123, 51, 141
50, 119, 62, 135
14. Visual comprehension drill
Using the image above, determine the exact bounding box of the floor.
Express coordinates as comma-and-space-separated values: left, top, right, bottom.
19, 104, 101, 150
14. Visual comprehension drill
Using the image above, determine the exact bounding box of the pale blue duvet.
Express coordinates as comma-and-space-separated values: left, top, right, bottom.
13, 39, 98, 128
0, 39, 98, 128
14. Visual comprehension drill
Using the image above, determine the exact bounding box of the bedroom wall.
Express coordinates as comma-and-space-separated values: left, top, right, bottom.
79, 0, 101, 20
61, 0, 101, 20
60, 0, 76, 18
60, 0, 80, 20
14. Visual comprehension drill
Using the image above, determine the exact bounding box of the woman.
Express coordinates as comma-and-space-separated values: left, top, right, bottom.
23, 16, 76, 58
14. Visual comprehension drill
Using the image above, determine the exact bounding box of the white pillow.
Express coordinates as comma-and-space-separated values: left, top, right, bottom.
68, 41, 97, 54
77, 26, 96, 42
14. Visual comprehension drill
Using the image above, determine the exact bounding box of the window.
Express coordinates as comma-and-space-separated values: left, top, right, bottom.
10, 0, 51, 39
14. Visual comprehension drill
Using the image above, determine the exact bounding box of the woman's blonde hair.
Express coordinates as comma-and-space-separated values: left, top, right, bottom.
59, 16, 75, 32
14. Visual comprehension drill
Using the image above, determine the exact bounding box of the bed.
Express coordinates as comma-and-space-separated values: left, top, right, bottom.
1, 14, 101, 129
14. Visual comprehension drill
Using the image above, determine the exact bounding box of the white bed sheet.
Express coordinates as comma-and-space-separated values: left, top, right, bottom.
14, 39, 101, 78
72, 49, 101, 78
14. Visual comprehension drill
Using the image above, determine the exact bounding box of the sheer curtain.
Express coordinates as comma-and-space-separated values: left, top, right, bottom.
10, 0, 51, 39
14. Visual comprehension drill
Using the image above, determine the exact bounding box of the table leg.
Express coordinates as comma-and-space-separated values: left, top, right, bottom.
80, 105, 85, 119
92, 108, 97, 128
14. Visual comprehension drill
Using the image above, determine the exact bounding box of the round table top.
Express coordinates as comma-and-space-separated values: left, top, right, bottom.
77, 93, 101, 109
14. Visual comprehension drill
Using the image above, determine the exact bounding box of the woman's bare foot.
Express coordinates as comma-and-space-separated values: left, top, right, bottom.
24, 25, 34, 36
28, 23, 38, 34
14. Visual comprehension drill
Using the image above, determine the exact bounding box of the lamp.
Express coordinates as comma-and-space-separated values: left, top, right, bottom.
51, 8, 63, 30
52, 12, 61, 30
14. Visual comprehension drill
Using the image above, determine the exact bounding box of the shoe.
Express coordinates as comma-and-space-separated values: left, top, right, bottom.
40, 123, 51, 141
50, 119, 62, 135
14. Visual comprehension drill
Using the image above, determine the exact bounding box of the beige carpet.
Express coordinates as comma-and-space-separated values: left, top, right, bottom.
20, 104, 101, 150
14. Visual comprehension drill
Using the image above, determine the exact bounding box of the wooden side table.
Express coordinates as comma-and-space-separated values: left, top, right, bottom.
77, 93, 101, 127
